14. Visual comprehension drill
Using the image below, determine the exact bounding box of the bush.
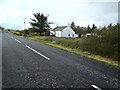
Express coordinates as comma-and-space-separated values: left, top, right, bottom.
44, 36, 52, 42
55, 24, 119, 61
56, 38, 82, 49
79, 24, 119, 61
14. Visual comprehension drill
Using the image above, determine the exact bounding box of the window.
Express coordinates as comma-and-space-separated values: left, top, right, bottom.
72, 34, 74, 37
68, 34, 70, 37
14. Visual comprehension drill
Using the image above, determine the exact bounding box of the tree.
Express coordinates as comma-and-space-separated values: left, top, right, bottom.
22, 29, 29, 36
107, 23, 112, 29
27, 28, 34, 35
91, 24, 97, 32
0, 26, 4, 31
86, 25, 91, 33
30, 12, 50, 36
75, 26, 82, 37
70, 22, 76, 31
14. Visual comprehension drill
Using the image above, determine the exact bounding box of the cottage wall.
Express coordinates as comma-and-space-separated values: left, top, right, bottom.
50, 26, 78, 38
62, 26, 78, 37
50, 30, 55, 35
55, 31, 62, 37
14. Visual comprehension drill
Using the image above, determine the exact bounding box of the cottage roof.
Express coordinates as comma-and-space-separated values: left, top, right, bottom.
52, 26, 67, 31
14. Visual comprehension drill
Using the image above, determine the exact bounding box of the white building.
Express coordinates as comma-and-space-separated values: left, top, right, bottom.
50, 26, 78, 38
85, 33, 92, 37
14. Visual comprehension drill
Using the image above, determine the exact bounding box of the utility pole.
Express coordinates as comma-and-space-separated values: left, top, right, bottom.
24, 18, 26, 30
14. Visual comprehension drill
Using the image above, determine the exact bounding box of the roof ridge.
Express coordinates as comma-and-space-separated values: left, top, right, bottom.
52, 26, 67, 31
56, 26, 67, 27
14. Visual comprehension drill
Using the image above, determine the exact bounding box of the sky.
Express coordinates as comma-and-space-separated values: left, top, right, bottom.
0, 0, 119, 30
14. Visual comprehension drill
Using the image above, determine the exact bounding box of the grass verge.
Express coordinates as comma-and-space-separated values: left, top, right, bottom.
25, 36, 120, 69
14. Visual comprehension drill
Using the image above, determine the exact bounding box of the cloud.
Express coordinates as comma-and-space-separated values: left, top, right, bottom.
0, 0, 118, 29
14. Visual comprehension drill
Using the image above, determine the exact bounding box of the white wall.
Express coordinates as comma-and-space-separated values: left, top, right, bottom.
50, 30, 55, 35
62, 26, 78, 37
51, 26, 78, 37
86, 33, 91, 37
55, 31, 62, 37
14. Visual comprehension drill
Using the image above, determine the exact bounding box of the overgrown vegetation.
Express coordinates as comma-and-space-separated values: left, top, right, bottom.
70, 22, 97, 37
56, 24, 119, 61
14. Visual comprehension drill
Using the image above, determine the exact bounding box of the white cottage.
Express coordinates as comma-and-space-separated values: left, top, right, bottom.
50, 26, 78, 38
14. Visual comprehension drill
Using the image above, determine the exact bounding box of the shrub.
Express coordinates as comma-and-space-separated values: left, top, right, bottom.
78, 24, 119, 61
56, 38, 81, 49
55, 24, 119, 61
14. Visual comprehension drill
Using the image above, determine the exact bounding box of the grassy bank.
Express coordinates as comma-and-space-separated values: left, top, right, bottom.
24, 36, 119, 69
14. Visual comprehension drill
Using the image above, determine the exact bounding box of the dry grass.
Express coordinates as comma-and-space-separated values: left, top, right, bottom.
9, 30, 21, 35
47, 43, 119, 66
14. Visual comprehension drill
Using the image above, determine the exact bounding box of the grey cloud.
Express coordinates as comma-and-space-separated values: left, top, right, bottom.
0, 0, 118, 29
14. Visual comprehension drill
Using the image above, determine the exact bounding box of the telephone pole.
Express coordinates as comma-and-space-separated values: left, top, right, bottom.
24, 18, 26, 30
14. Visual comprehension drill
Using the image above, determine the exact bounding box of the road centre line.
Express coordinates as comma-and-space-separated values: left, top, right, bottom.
11, 37, 13, 39
7, 35, 9, 37
15, 39, 22, 43
7, 35, 11, 38
91, 85, 102, 90
26, 45, 51, 61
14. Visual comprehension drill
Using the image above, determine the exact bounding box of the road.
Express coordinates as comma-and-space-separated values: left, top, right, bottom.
2, 32, 120, 89
0, 32, 2, 90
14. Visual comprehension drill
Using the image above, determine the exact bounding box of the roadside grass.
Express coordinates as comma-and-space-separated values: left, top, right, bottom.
25, 36, 120, 69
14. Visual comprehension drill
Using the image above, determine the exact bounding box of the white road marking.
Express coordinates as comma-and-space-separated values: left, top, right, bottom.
15, 39, 22, 43
11, 37, 13, 39
7, 35, 10, 38
26, 45, 51, 61
91, 85, 102, 90
7, 35, 13, 39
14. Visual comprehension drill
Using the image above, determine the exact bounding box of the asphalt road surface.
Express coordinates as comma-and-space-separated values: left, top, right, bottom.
2, 32, 120, 89
0, 32, 2, 90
